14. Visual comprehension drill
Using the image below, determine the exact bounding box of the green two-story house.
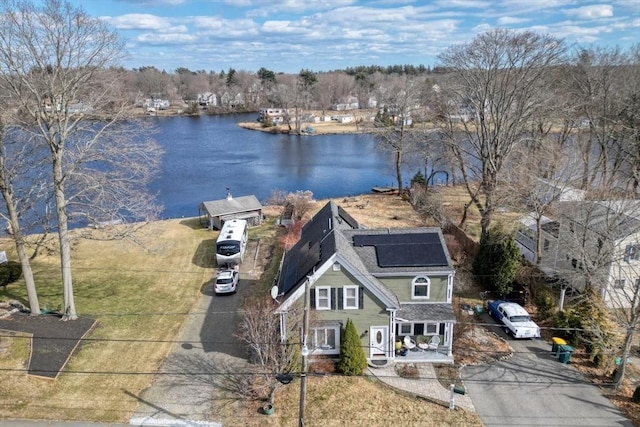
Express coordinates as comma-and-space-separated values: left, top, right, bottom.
274, 201, 455, 364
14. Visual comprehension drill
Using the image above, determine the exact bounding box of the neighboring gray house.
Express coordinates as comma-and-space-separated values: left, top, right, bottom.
199, 193, 263, 230
515, 200, 640, 308
274, 201, 455, 364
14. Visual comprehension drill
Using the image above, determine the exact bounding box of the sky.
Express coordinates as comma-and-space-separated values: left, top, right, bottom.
63, 0, 639, 74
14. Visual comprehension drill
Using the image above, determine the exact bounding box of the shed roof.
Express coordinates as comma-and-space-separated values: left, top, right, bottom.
200, 195, 262, 218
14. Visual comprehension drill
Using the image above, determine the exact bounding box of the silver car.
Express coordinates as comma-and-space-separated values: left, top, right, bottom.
214, 269, 239, 294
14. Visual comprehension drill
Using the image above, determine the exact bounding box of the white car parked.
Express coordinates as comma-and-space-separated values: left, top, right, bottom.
487, 300, 541, 339
214, 269, 239, 294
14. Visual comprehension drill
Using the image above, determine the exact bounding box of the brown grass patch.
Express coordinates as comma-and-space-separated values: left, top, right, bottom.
312, 194, 425, 229
0, 218, 219, 422
227, 375, 482, 427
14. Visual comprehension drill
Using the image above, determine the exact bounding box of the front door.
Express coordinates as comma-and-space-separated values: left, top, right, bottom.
369, 326, 388, 359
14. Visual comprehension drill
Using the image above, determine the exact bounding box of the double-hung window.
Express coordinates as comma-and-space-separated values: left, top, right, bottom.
399, 323, 413, 336
310, 325, 340, 355
343, 286, 359, 309
315, 286, 331, 310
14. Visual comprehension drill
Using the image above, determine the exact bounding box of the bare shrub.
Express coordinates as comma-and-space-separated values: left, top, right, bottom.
444, 233, 465, 265
396, 364, 420, 379
264, 189, 288, 206
286, 190, 314, 220
409, 185, 448, 226
309, 356, 336, 374
279, 220, 304, 250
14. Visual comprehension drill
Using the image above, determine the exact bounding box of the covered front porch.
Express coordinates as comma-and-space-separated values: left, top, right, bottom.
393, 346, 454, 364
391, 303, 456, 364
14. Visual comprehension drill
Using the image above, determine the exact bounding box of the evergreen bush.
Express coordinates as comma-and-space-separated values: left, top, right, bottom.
337, 319, 367, 376
0, 261, 22, 288
534, 287, 556, 318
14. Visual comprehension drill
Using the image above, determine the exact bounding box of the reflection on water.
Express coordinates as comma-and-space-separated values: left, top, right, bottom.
149, 113, 403, 219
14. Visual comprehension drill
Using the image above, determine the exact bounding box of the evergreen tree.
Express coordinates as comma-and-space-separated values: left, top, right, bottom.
411, 170, 427, 187
473, 224, 521, 296
338, 319, 367, 376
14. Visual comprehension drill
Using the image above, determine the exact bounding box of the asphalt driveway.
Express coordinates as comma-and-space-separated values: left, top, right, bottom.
128, 251, 260, 426
462, 322, 633, 426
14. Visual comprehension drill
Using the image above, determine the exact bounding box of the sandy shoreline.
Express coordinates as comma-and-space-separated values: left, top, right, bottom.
237, 120, 369, 135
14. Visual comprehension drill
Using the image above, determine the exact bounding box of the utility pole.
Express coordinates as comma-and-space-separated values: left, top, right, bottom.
298, 276, 311, 427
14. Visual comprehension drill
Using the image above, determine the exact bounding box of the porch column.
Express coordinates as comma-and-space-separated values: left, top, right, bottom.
388, 309, 396, 359
278, 312, 287, 342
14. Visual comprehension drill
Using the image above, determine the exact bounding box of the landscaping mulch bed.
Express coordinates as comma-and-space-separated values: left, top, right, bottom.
0, 312, 96, 379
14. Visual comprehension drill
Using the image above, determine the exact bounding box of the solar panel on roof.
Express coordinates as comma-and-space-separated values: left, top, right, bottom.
353, 233, 440, 246
353, 233, 449, 268
376, 243, 448, 267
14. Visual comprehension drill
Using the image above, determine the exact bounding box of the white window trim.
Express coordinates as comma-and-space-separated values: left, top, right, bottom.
315, 286, 331, 310
343, 285, 359, 309
412, 276, 431, 299
332, 263, 341, 271
425, 323, 438, 335
399, 322, 413, 336
310, 325, 341, 355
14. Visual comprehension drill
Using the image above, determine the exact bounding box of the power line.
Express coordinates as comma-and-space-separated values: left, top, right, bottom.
0, 366, 612, 387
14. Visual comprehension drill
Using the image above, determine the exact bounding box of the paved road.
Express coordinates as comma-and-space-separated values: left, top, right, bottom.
462, 322, 633, 427
128, 256, 260, 426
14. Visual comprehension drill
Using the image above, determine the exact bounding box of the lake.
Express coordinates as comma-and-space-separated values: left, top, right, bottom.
149, 113, 407, 219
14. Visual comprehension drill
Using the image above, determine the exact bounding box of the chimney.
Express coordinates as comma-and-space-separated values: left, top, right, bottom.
226, 187, 232, 200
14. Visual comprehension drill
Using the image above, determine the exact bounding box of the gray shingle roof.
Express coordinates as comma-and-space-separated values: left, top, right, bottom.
396, 303, 456, 322
200, 195, 262, 218
277, 201, 357, 297
277, 202, 453, 312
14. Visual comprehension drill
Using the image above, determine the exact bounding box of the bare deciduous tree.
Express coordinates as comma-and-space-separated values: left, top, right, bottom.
0, 120, 47, 315
566, 46, 639, 192
0, 0, 162, 320
374, 75, 424, 193
286, 190, 314, 220
435, 29, 567, 238
236, 296, 302, 404
316, 72, 354, 115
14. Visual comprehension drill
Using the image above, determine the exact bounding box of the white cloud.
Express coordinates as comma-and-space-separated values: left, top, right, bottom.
136, 32, 198, 44
116, 0, 186, 5
107, 14, 179, 31
262, 20, 306, 34
497, 16, 530, 25
472, 23, 494, 33
563, 5, 614, 20
435, 0, 492, 8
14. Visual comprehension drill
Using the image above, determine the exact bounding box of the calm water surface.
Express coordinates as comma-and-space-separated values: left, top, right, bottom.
149, 113, 402, 218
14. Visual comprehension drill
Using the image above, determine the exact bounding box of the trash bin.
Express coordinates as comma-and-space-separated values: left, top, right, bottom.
453, 385, 466, 395
558, 345, 574, 363
474, 304, 483, 316
552, 337, 567, 354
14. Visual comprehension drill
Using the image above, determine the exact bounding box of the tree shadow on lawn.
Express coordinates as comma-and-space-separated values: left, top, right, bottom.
0, 312, 96, 378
